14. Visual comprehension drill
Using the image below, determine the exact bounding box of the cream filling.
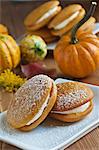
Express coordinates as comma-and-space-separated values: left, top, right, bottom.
51, 102, 90, 115
26, 95, 50, 125
54, 11, 79, 30
36, 6, 58, 23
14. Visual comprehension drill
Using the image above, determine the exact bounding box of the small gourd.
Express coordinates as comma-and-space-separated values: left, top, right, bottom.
20, 35, 47, 63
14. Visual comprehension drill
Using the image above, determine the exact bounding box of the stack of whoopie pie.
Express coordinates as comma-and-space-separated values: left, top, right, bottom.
7, 75, 94, 131
24, 1, 96, 43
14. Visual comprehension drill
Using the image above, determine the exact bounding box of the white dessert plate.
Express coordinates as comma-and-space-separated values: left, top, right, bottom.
0, 78, 99, 150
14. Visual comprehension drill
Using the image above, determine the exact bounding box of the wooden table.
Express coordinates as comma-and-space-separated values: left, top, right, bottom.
0, 1, 99, 150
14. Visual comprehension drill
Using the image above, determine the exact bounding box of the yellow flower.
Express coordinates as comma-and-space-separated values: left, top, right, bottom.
0, 69, 26, 92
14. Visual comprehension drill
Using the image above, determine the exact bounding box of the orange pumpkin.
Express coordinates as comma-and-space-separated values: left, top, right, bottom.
54, 2, 99, 78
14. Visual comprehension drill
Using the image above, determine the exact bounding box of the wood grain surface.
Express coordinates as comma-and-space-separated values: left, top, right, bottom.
0, 0, 99, 150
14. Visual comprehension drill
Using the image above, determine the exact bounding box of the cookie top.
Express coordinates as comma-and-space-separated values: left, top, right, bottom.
48, 4, 83, 28
52, 82, 94, 112
7, 75, 53, 128
24, 1, 60, 27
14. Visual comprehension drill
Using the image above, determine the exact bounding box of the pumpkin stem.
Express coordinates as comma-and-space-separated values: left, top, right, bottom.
71, 2, 97, 44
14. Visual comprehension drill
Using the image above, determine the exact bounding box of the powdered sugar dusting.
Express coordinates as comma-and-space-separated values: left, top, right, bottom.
7, 75, 52, 125
53, 82, 93, 111
56, 90, 87, 110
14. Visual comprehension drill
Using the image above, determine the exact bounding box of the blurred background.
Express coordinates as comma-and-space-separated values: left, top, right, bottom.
0, 0, 98, 39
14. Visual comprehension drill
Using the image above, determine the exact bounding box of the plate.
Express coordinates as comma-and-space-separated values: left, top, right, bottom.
0, 78, 99, 150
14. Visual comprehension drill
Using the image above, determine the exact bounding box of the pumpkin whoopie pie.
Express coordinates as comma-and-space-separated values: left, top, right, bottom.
28, 27, 59, 43
7, 75, 57, 131
64, 17, 96, 36
48, 4, 85, 36
24, 1, 61, 31
78, 17, 96, 33
50, 82, 94, 122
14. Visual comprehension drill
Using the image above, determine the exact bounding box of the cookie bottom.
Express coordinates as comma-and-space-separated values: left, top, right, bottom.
27, 27, 59, 43
50, 101, 93, 122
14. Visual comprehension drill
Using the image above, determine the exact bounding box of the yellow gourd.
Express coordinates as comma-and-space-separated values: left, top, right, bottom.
0, 34, 20, 72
